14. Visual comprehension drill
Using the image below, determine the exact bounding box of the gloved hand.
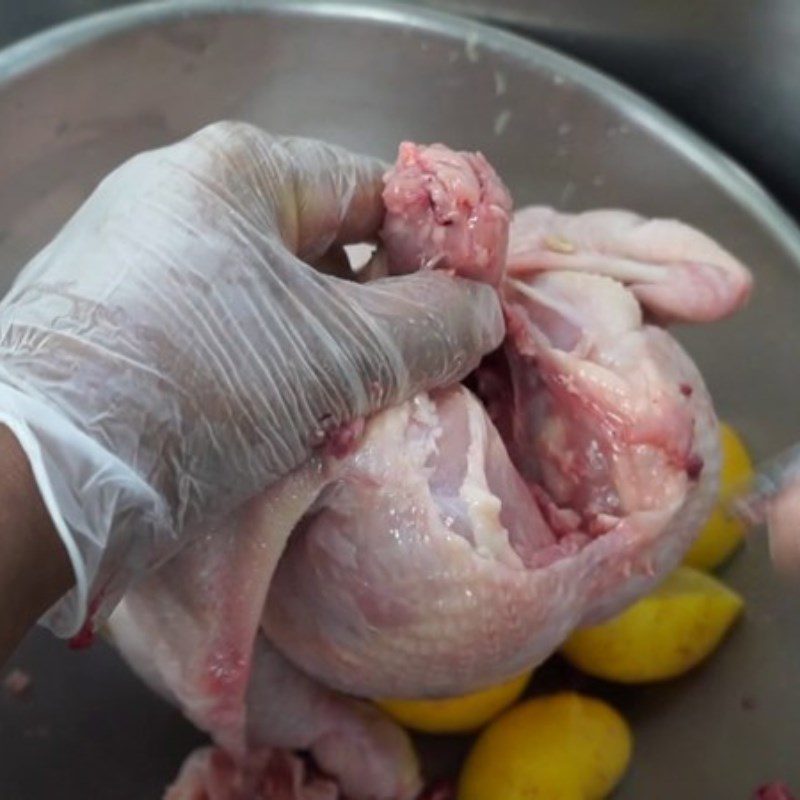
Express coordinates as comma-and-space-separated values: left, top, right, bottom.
0, 121, 503, 637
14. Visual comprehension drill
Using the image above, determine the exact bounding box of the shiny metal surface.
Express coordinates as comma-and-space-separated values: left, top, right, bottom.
5, 0, 800, 223
0, 2, 799, 797
413, 0, 800, 221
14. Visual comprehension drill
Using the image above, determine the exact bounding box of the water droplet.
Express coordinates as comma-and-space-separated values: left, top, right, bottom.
465, 32, 480, 63
494, 109, 511, 137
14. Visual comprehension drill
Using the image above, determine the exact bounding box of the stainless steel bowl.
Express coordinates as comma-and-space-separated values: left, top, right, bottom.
1, 2, 799, 797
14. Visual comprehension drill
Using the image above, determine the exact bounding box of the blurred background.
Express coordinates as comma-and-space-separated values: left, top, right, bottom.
2, 0, 799, 219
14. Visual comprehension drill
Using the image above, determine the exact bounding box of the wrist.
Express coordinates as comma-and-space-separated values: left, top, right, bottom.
0, 379, 172, 639
0, 425, 72, 661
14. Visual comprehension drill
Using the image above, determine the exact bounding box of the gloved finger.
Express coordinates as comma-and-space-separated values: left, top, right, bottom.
342, 271, 505, 410
185, 122, 387, 264
181, 252, 503, 490
279, 135, 387, 260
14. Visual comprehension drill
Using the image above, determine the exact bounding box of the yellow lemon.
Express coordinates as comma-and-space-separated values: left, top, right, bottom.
561, 566, 743, 683
684, 422, 754, 570
458, 692, 632, 800
376, 671, 532, 734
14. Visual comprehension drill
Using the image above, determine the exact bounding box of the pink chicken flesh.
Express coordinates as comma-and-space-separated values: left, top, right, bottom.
380, 142, 512, 286
107, 142, 750, 800
507, 206, 752, 323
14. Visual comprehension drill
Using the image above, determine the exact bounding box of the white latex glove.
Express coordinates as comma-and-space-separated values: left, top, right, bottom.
0, 121, 503, 637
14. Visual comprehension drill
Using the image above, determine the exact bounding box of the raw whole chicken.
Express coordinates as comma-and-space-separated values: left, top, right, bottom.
107, 142, 752, 799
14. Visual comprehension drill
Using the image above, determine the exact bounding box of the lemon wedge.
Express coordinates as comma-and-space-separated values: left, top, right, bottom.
562, 566, 743, 683
684, 422, 754, 570
458, 692, 632, 800
376, 671, 532, 735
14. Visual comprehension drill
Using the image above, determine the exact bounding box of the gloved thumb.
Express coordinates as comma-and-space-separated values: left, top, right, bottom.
338, 270, 504, 412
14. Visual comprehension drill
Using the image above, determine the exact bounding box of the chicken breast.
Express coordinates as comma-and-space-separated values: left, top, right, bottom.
264, 277, 718, 698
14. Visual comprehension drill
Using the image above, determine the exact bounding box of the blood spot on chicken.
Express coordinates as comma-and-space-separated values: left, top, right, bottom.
686, 454, 704, 480
67, 622, 95, 650
325, 418, 366, 459
754, 783, 797, 800
67, 592, 107, 650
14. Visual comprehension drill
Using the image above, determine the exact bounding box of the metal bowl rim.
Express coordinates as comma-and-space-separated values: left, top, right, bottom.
0, 0, 798, 265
